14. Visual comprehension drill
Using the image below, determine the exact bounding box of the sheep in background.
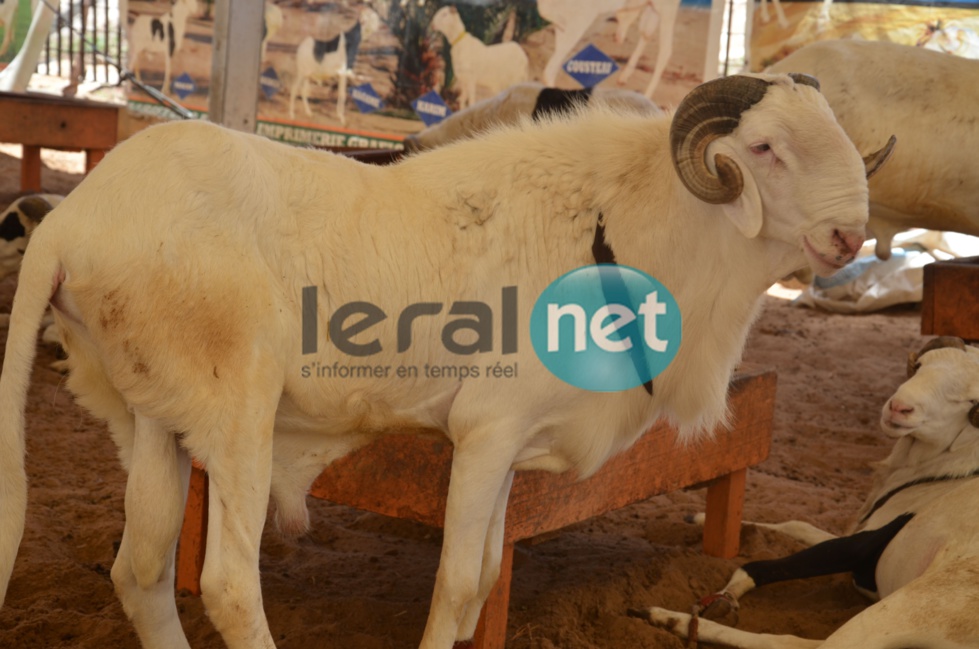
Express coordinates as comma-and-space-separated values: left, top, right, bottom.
430, 5, 528, 109
769, 40, 979, 259
288, 7, 380, 123
0, 0, 19, 58
261, 1, 284, 64
0, 194, 64, 360
128, 0, 200, 94
403, 82, 661, 152
613, 0, 682, 100
634, 336, 979, 649
0, 74, 892, 648
0, 194, 62, 284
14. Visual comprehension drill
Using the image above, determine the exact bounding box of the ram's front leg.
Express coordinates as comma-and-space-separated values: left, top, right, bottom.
420, 430, 519, 649
455, 469, 515, 641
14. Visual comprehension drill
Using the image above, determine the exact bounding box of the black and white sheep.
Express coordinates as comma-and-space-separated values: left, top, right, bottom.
635, 336, 979, 649
288, 7, 380, 124
0, 73, 892, 649
128, 0, 199, 95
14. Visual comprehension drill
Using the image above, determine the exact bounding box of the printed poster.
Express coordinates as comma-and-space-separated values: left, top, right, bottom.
750, 0, 979, 70
125, 0, 726, 148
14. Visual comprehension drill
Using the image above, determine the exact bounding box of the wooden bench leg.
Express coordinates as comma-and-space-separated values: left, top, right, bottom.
21, 145, 42, 193
470, 541, 514, 649
85, 148, 106, 173
702, 468, 746, 559
176, 463, 208, 595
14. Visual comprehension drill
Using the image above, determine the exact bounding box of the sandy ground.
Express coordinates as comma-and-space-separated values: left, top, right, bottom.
0, 147, 925, 647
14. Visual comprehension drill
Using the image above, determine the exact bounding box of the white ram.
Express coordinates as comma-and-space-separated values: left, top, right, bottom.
769, 39, 979, 259
402, 81, 661, 152
430, 6, 528, 109
635, 336, 979, 649
0, 73, 890, 649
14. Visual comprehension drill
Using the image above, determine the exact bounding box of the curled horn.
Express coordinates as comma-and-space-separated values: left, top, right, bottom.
670, 76, 772, 204
906, 336, 967, 378
788, 73, 820, 91
864, 135, 897, 180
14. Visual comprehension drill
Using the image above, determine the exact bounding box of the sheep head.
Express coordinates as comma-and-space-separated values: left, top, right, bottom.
883, 337, 979, 449
670, 73, 895, 277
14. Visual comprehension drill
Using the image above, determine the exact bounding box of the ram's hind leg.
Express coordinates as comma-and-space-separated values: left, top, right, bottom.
112, 412, 192, 649
197, 399, 278, 649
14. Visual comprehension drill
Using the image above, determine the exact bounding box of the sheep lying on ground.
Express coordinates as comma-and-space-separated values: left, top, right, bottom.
633, 336, 979, 649
0, 194, 62, 284
0, 194, 65, 361
403, 82, 661, 152
769, 40, 979, 259
0, 73, 891, 649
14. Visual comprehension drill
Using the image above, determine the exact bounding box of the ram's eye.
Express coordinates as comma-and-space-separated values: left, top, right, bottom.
750, 143, 771, 155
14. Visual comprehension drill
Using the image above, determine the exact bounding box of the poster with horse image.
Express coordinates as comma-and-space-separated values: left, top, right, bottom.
125, 0, 726, 148
750, 0, 979, 70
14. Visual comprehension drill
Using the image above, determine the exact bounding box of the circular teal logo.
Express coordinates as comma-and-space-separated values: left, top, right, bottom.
530, 265, 681, 392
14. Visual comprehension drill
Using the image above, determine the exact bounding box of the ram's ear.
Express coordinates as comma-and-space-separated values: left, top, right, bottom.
719, 154, 763, 238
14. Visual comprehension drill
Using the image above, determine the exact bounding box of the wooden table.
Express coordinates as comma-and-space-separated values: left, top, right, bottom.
0, 91, 119, 192
175, 365, 775, 648
921, 255, 979, 342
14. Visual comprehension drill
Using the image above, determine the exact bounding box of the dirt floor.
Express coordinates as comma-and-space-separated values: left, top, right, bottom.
0, 146, 924, 647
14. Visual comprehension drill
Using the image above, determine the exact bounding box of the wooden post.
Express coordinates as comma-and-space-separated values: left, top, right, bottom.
471, 542, 515, 649
702, 468, 747, 559
176, 463, 209, 595
20, 146, 42, 192
208, 0, 263, 132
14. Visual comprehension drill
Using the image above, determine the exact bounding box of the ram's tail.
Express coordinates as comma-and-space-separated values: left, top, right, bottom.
0, 222, 62, 604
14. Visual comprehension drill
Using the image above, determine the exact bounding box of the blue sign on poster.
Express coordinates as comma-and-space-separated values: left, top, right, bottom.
260, 67, 281, 100
352, 83, 384, 115
411, 90, 452, 127
171, 72, 196, 100
563, 44, 619, 88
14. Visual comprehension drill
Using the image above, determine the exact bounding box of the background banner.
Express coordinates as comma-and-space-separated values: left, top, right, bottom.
125, 0, 727, 147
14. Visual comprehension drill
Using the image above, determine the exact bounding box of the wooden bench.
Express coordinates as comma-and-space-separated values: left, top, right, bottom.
0, 91, 119, 193
175, 365, 775, 648
921, 255, 979, 342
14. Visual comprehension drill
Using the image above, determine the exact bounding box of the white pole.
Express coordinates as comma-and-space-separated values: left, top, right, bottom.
208, 0, 263, 132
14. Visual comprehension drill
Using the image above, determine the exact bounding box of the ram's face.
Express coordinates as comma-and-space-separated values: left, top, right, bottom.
732, 84, 871, 276
882, 347, 979, 448
670, 74, 893, 279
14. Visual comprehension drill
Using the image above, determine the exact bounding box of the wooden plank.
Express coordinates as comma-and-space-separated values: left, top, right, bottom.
921, 256, 979, 341
0, 91, 118, 150
309, 367, 775, 544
